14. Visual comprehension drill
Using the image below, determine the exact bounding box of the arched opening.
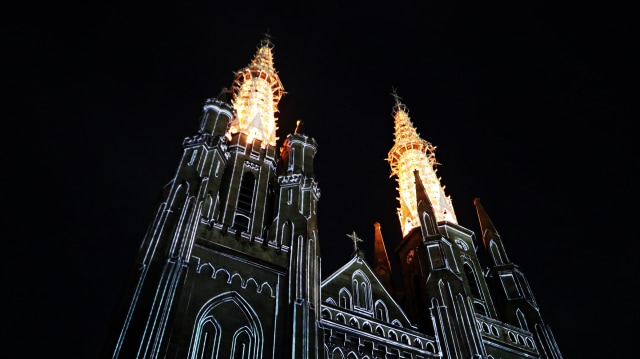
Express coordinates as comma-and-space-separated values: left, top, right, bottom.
463, 262, 482, 299
374, 300, 388, 322
280, 220, 293, 247
339, 288, 352, 310
237, 172, 256, 212
388, 330, 397, 341
349, 317, 359, 328
352, 270, 372, 311
189, 293, 263, 359
362, 322, 372, 332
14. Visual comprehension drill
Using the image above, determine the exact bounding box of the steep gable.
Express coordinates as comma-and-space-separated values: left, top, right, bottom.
321, 254, 414, 329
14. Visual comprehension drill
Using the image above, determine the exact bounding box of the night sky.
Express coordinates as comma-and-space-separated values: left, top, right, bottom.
11, 1, 633, 358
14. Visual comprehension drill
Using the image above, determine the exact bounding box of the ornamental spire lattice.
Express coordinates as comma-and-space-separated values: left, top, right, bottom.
230, 36, 285, 147
386, 90, 457, 236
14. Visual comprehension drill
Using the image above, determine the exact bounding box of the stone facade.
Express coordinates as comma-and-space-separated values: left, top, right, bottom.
101, 40, 563, 359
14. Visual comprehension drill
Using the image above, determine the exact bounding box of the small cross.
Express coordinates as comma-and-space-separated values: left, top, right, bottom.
390, 87, 403, 104
346, 231, 363, 252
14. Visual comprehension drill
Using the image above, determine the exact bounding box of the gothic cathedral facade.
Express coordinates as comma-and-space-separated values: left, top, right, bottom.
101, 38, 563, 359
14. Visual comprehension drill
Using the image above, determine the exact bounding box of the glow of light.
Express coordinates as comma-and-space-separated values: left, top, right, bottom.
387, 99, 457, 236
230, 38, 285, 148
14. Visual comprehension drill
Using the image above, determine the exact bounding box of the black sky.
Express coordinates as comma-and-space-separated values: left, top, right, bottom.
11, 1, 634, 358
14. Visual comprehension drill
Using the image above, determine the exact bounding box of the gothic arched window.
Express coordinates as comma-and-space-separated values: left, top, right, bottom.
232, 327, 251, 359
374, 300, 388, 322
338, 288, 352, 310
280, 220, 293, 247
352, 270, 372, 311
237, 171, 256, 214
463, 262, 482, 299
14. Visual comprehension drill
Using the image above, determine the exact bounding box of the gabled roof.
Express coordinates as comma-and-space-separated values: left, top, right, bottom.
321, 254, 415, 328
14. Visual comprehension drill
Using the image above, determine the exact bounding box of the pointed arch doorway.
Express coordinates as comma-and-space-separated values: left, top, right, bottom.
189, 293, 263, 359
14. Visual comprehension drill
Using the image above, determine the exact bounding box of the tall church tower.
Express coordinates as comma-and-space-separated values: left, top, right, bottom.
101, 37, 321, 359
386, 93, 563, 359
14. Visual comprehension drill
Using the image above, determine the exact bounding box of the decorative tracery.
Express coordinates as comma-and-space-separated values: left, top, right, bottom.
230, 37, 285, 147
386, 92, 457, 235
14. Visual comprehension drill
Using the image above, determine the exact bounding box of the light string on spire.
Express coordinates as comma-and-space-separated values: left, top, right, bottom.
386, 91, 457, 235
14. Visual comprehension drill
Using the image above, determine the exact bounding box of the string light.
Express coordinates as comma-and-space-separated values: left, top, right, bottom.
387, 96, 457, 235
231, 38, 285, 148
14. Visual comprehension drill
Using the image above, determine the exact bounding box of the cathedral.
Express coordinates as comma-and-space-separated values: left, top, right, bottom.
101, 38, 563, 359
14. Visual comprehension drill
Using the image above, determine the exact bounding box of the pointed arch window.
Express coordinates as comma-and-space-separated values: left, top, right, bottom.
332, 347, 345, 359
338, 288, 352, 310
401, 334, 410, 345
374, 300, 388, 322
202, 192, 214, 220
188, 149, 198, 166
280, 220, 292, 247
388, 330, 397, 341
375, 326, 384, 336
232, 327, 251, 359
288, 147, 295, 172
463, 262, 482, 299
413, 338, 423, 349
234, 171, 256, 232
362, 322, 372, 332
352, 270, 372, 311
196, 319, 220, 359
237, 171, 256, 214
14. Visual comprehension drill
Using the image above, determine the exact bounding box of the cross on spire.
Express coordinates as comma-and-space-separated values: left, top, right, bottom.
346, 231, 363, 252
390, 87, 403, 105
261, 30, 275, 47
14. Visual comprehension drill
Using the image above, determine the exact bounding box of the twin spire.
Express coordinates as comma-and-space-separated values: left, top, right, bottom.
228, 39, 457, 240
226, 40, 513, 296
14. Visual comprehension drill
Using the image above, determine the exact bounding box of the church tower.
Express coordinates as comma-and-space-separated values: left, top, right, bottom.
386, 93, 563, 358
101, 37, 321, 359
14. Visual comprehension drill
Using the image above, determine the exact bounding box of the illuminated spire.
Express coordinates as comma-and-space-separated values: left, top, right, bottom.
386, 91, 457, 236
230, 36, 285, 147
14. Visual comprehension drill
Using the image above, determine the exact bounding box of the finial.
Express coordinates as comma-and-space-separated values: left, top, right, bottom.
390, 87, 409, 116
261, 30, 275, 48
346, 231, 363, 253
390, 87, 403, 105
294, 119, 304, 134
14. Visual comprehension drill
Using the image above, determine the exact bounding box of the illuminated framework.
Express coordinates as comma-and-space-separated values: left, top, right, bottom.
101, 38, 564, 359
230, 37, 285, 147
387, 92, 457, 236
